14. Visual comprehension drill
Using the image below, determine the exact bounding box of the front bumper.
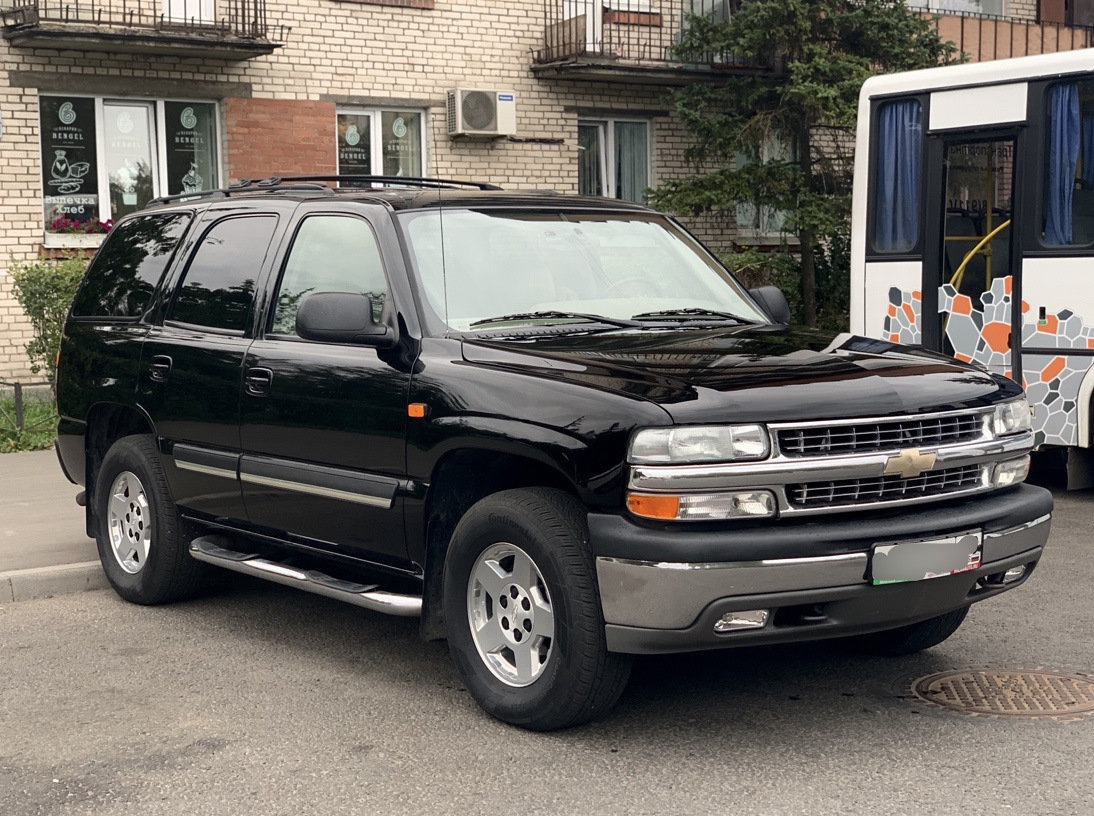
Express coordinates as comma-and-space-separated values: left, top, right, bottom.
591, 484, 1052, 654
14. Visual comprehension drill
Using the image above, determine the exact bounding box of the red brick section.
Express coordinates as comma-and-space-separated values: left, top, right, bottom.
224, 98, 337, 183
330, 0, 434, 8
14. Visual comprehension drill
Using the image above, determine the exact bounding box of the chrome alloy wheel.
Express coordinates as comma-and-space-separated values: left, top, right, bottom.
467, 543, 555, 687
106, 470, 152, 574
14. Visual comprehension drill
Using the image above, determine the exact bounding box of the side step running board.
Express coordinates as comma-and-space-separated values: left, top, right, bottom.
189, 535, 422, 617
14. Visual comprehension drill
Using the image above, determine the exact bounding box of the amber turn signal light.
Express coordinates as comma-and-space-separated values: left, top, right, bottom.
407, 403, 428, 419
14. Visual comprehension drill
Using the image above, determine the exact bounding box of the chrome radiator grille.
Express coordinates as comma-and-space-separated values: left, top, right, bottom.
777, 413, 985, 457
787, 464, 984, 509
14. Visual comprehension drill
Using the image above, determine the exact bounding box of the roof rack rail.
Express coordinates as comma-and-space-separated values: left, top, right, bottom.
148, 179, 337, 207
274, 175, 504, 191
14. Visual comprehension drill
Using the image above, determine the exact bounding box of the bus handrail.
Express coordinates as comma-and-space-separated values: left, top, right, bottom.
950, 219, 1012, 292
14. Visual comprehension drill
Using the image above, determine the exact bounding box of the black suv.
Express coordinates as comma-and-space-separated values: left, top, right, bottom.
56, 176, 1052, 730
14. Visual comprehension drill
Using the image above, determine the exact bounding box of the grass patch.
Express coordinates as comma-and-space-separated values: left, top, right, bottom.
0, 392, 57, 453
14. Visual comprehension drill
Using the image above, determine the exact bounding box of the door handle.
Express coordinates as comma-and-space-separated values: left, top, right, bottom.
149, 355, 172, 383
244, 367, 274, 397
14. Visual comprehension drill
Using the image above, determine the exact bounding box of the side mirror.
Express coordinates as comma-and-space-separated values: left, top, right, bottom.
296, 292, 394, 346
748, 285, 792, 325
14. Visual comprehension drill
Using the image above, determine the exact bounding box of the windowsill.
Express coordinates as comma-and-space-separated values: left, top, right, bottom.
733, 232, 800, 249
43, 232, 106, 249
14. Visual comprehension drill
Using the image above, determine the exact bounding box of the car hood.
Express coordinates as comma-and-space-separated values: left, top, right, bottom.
460, 325, 1021, 424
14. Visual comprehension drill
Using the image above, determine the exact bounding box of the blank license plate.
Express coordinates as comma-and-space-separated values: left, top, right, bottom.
871, 531, 983, 586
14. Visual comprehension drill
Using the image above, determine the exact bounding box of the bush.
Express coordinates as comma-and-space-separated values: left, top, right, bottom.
9, 257, 87, 383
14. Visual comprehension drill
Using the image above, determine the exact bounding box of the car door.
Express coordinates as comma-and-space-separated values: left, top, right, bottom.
238, 207, 411, 563
137, 203, 288, 520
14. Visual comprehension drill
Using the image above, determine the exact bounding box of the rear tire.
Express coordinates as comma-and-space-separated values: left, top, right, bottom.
843, 606, 970, 657
443, 487, 632, 730
94, 435, 204, 605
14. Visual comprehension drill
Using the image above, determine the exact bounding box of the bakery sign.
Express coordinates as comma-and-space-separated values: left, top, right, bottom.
40, 96, 100, 225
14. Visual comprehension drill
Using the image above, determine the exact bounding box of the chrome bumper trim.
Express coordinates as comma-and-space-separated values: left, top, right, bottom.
597, 552, 868, 629
596, 514, 1050, 630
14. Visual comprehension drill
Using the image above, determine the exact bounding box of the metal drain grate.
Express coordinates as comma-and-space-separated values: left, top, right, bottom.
911, 669, 1094, 720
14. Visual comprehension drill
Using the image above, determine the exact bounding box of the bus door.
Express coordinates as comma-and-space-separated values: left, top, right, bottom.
923, 134, 1019, 381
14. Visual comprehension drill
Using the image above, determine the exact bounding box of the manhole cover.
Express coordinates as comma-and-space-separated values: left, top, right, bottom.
911, 669, 1094, 720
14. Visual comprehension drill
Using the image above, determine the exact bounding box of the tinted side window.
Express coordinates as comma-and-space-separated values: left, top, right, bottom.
71, 212, 192, 318
169, 215, 277, 332
872, 98, 923, 254
270, 215, 388, 336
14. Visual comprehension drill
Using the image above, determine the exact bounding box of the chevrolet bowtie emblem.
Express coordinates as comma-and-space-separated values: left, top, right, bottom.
883, 448, 937, 479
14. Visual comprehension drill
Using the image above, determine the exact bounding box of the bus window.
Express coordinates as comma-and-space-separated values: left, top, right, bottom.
1043, 80, 1094, 246
873, 99, 923, 253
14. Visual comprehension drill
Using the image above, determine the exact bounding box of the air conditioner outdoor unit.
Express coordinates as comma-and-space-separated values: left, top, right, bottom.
447, 89, 517, 138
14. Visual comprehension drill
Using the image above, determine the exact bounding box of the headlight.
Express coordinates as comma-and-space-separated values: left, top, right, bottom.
629, 424, 770, 464
993, 398, 1032, 436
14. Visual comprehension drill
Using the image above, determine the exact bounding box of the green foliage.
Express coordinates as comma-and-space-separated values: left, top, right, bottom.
9, 257, 87, 382
0, 391, 57, 453
652, 0, 961, 327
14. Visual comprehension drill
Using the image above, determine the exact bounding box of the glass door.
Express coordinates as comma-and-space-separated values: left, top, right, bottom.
103, 101, 157, 220
930, 136, 1018, 379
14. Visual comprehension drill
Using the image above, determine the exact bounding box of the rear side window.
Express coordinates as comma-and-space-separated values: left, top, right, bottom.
70, 212, 192, 318
168, 215, 278, 332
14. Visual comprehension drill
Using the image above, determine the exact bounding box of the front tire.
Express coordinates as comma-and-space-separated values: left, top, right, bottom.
94, 435, 204, 605
443, 488, 632, 730
843, 606, 970, 657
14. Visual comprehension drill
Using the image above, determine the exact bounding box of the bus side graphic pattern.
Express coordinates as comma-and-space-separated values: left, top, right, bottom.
883, 278, 1094, 448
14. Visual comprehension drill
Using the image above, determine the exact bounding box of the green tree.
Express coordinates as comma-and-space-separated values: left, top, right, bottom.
651, 0, 960, 327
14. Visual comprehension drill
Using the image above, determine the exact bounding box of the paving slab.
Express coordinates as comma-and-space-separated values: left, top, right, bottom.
0, 448, 96, 573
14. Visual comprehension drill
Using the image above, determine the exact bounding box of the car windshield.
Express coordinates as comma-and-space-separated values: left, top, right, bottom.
398, 209, 769, 332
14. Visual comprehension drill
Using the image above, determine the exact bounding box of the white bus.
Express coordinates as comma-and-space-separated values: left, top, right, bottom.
851, 49, 1094, 485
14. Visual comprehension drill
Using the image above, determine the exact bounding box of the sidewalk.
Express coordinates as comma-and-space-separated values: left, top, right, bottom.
0, 448, 105, 601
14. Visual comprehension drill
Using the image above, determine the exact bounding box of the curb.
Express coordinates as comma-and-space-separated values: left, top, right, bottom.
0, 561, 108, 603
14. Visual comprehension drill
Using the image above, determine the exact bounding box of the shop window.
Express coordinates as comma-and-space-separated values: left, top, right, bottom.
336, 110, 425, 182
577, 118, 650, 203
39, 95, 220, 232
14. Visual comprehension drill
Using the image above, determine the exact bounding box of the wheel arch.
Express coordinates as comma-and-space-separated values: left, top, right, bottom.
83, 402, 156, 537
417, 445, 583, 642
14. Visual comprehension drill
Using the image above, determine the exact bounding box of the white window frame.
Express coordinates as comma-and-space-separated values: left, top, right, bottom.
909, 0, 1005, 16
577, 116, 652, 203
39, 93, 223, 237
164, 0, 216, 24
335, 107, 428, 181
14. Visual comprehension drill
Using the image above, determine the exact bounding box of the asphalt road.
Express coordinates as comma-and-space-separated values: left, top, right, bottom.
2, 492, 1093, 816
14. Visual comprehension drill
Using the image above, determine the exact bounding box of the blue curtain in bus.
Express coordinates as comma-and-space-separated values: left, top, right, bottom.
1045, 83, 1080, 245
1082, 115, 1094, 189
874, 100, 921, 253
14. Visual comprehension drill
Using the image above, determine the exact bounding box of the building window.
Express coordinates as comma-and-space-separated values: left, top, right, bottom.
164, 0, 215, 23
908, 1, 1005, 15
39, 95, 220, 231
336, 109, 426, 181
736, 131, 795, 238
577, 118, 650, 203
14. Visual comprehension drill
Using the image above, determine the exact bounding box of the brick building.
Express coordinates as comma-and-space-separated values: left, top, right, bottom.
0, 0, 1091, 383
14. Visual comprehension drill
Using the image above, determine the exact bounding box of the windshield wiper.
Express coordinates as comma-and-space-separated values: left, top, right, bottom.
630, 308, 758, 324
469, 310, 641, 329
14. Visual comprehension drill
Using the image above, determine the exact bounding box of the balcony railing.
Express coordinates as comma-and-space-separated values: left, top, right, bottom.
1, 0, 288, 59
919, 8, 1094, 61
533, 0, 766, 84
